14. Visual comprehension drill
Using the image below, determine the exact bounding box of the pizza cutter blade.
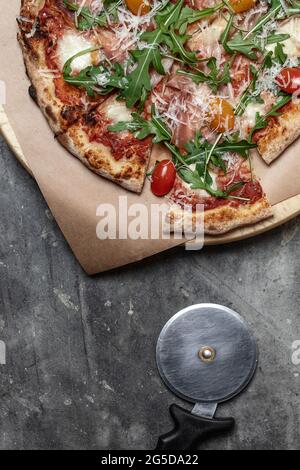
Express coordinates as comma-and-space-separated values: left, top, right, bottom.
155, 304, 258, 450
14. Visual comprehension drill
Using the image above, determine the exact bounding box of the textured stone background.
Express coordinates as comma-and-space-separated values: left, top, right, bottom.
0, 135, 299, 450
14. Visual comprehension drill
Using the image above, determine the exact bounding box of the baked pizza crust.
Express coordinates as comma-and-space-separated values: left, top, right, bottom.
256, 100, 300, 165
18, 0, 95, 135
18, 0, 151, 193
20, 0, 45, 17
59, 122, 150, 193
19, 1, 64, 134
167, 196, 273, 235
18, 32, 77, 135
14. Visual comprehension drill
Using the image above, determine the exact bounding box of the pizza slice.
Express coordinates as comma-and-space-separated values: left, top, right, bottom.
165, 153, 272, 235
252, 16, 300, 164
146, 77, 272, 234
18, 0, 153, 192
141, 7, 272, 234
18, 0, 105, 134
184, 2, 300, 166
60, 94, 152, 192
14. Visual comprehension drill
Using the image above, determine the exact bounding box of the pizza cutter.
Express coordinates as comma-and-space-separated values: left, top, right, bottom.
155, 304, 258, 450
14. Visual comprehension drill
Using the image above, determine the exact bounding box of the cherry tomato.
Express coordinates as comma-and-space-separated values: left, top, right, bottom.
275, 67, 300, 94
229, 0, 256, 13
151, 160, 176, 197
209, 98, 235, 133
125, 0, 150, 16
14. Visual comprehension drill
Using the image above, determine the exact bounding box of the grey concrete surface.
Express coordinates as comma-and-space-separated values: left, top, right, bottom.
0, 135, 299, 450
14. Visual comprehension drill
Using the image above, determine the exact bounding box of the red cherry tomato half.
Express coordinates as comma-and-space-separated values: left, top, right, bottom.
151, 160, 176, 197
276, 67, 300, 94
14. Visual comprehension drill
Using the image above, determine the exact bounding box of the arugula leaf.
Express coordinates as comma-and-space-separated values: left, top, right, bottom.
176, 167, 241, 197
62, 46, 101, 76
226, 31, 291, 59
108, 106, 172, 143
63, 0, 121, 30
248, 94, 292, 141
224, 181, 247, 197
287, 0, 300, 12
177, 167, 247, 198
234, 66, 260, 116
121, 45, 165, 108
166, 140, 249, 198
110, 111, 254, 199
175, 3, 223, 34
167, 30, 198, 64
235, 52, 274, 117
63, 48, 127, 96
121, 0, 195, 108
226, 32, 263, 60
211, 154, 227, 173
155, 0, 185, 31
184, 139, 256, 165
177, 57, 231, 92
221, 0, 295, 61
274, 42, 288, 65
63, 0, 213, 108
177, 167, 225, 195
220, 13, 234, 53
266, 33, 290, 45
244, 0, 283, 39
164, 141, 220, 194
263, 51, 274, 69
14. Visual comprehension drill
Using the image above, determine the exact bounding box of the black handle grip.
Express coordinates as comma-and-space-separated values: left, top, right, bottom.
156, 404, 235, 451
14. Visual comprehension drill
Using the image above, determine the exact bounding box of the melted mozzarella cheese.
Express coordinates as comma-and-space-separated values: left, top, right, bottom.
198, 17, 227, 45
180, 181, 208, 198
106, 102, 133, 124
180, 164, 218, 198
57, 32, 94, 72
266, 17, 300, 57
243, 102, 266, 127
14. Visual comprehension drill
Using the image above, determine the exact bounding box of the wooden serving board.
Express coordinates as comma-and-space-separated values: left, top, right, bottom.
1, 105, 300, 245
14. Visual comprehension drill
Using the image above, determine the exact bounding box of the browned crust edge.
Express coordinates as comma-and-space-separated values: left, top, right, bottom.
17, 0, 149, 193
58, 131, 148, 193
256, 101, 300, 165
20, 0, 45, 17
167, 196, 273, 235
18, 0, 74, 135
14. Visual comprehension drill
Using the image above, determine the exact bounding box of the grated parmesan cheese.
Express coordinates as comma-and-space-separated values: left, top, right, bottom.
188, 16, 227, 68
266, 17, 300, 58
235, 2, 268, 30
96, 72, 110, 86
154, 77, 214, 139
109, 0, 162, 60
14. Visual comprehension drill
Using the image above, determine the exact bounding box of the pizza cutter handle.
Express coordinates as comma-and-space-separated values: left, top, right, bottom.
156, 404, 235, 451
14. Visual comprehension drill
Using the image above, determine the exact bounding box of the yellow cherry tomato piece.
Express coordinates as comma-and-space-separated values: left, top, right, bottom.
229, 0, 256, 13
209, 98, 235, 133
125, 0, 151, 16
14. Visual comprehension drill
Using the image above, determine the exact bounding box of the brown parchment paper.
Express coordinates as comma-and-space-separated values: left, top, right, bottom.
1, 1, 300, 274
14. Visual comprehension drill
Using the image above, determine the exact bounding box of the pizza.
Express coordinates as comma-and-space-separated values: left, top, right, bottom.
18, 0, 153, 192
17, 0, 300, 234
